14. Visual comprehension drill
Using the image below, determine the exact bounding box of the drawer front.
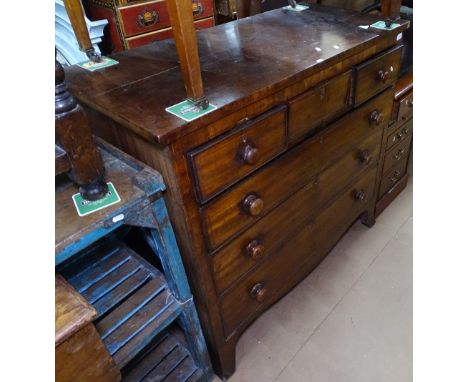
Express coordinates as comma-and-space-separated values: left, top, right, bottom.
288, 70, 353, 142
386, 119, 412, 151
189, 106, 288, 203
126, 18, 213, 49
382, 134, 412, 174
220, 167, 378, 337
119, 0, 213, 37
201, 90, 391, 250
396, 91, 413, 124
379, 160, 408, 198
119, 1, 171, 37
355, 45, 403, 105
213, 131, 382, 293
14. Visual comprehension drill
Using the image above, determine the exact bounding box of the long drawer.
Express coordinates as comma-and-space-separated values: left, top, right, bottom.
212, 131, 381, 293
354, 45, 403, 106
220, 167, 378, 337
188, 105, 288, 203
201, 89, 393, 250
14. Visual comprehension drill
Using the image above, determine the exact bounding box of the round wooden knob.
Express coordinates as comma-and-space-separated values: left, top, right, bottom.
241, 144, 259, 165
369, 110, 384, 125
354, 190, 366, 201
250, 283, 267, 302
245, 239, 265, 259
378, 69, 390, 83
359, 149, 372, 165
242, 194, 264, 216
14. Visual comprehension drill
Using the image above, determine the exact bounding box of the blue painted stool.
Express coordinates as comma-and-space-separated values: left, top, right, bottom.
56, 139, 213, 381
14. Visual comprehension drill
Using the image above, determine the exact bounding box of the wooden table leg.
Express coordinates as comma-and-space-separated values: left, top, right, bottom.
166, 0, 209, 109
63, 0, 101, 62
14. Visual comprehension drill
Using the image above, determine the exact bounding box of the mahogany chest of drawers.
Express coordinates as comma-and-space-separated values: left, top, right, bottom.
85, 0, 214, 52
66, 5, 409, 378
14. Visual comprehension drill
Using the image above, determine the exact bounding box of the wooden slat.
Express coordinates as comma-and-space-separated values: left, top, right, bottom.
96, 278, 167, 339
67, 246, 127, 292
164, 355, 198, 382
93, 268, 152, 316
142, 346, 188, 381
185, 369, 204, 382
80, 257, 142, 303
122, 335, 177, 381
111, 293, 180, 368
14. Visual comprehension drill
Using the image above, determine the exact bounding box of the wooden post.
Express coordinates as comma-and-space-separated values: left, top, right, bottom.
380, 0, 402, 19
166, 0, 209, 108
55, 50, 108, 200
63, 0, 101, 62
235, 0, 261, 18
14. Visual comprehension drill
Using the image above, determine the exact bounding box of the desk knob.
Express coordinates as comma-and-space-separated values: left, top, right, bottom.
378, 69, 390, 83
250, 283, 267, 302
370, 110, 384, 126
241, 144, 259, 165
354, 190, 366, 201
245, 239, 265, 259
242, 194, 264, 216
359, 149, 372, 165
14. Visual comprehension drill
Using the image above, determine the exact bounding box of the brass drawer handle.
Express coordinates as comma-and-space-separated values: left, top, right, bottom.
359, 149, 372, 165
354, 190, 366, 201
370, 110, 384, 126
402, 127, 409, 135
192, 1, 204, 16
242, 194, 264, 216
390, 170, 401, 183
137, 9, 159, 27
378, 69, 390, 83
250, 283, 267, 302
394, 149, 405, 160
241, 143, 259, 165
245, 239, 265, 259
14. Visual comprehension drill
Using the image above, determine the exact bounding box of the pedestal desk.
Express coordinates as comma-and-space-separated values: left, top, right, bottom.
66, 5, 409, 377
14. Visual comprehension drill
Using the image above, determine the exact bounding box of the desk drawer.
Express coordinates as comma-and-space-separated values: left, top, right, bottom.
119, 0, 213, 38
189, 106, 287, 203
382, 135, 412, 174
379, 160, 408, 198
201, 90, 391, 250
397, 91, 413, 124
213, 131, 381, 293
386, 119, 412, 151
220, 167, 377, 337
354, 45, 403, 106
288, 70, 353, 142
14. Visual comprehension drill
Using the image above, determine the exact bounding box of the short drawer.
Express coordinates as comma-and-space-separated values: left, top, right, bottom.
220, 167, 378, 337
354, 45, 403, 106
119, 1, 171, 37
288, 70, 353, 142
201, 90, 392, 249
379, 160, 408, 198
382, 134, 412, 174
212, 131, 382, 293
386, 119, 412, 151
396, 91, 413, 124
188, 105, 288, 203
119, 0, 213, 38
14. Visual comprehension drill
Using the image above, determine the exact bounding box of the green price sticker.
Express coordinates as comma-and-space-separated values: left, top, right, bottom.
165, 100, 217, 122
77, 56, 119, 72
370, 21, 400, 31
72, 182, 121, 217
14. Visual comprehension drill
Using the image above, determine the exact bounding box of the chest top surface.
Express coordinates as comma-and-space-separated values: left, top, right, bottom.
66, 4, 408, 145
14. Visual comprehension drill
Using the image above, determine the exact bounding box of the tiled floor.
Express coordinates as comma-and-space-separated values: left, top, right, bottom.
214, 177, 413, 382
